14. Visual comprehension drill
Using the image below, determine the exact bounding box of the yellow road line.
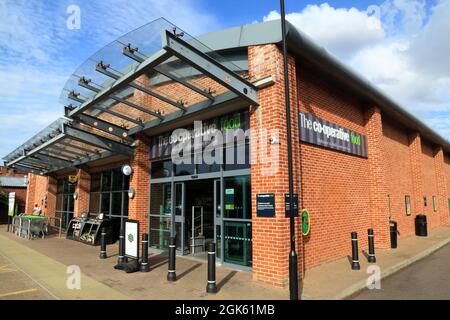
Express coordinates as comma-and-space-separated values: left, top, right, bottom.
0, 269, 17, 274
0, 288, 38, 298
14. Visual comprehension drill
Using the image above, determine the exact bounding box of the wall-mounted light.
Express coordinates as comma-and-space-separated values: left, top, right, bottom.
73, 191, 79, 200
128, 187, 136, 199
121, 164, 133, 176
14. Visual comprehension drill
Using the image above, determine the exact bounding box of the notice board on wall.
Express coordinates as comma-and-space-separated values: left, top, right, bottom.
256, 193, 275, 217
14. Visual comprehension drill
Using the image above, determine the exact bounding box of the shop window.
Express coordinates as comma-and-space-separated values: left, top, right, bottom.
151, 160, 173, 179
89, 168, 129, 219
175, 156, 195, 176
223, 176, 251, 219
55, 177, 75, 229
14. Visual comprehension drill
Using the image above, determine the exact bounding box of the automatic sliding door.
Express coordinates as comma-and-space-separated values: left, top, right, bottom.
174, 182, 188, 254
149, 183, 171, 249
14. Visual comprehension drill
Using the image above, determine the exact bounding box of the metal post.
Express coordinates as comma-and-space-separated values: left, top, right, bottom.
140, 233, 150, 272
280, 0, 299, 300
367, 228, 376, 263
167, 236, 177, 281
351, 232, 361, 270
206, 242, 217, 294
99, 227, 107, 259
118, 223, 127, 264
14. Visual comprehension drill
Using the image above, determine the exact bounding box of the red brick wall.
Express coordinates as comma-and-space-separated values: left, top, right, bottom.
74, 168, 90, 217
128, 133, 150, 245
248, 44, 302, 287
445, 153, 450, 213
25, 173, 48, 214
421, 142, 441, 229
382, 120, 416, 237
297, 66, 373, 268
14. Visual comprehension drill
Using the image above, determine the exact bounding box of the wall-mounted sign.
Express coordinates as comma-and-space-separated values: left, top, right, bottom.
8, 192, 15, 217
433, 195, 437, 212
405, 195, 411, 216
149, 111, 249, 160
301, 209, 311, 236
256, 193, 275, 217
68, 175, 78, 184
299, 112, 368, 158
125, 219, 140, 259
284, 193, 299, 217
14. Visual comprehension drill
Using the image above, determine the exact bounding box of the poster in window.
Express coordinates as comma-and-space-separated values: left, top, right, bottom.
405, 195, 411, 216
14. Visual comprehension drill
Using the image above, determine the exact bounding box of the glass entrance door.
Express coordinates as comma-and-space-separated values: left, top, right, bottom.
214, 179, 222, 260
174, 182, 188, 254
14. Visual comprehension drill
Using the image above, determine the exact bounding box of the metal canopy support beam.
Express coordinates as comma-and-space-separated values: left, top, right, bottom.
46, 145, 87, 158
6, 133, 66, 167
20, 159, 50, 170
57, 141, 99, 154
46, 150, 117, 174
95, 65, 187, 112
74, 113, 132, 141
11, 164, 41, 174
154, 65, 215, 100
92, 105, 144, 126
32, 153, 73, 167
162, 31, 259, 106
77, 79, 165, 119
67, 49, 172, 118
40, 150, 79, 161
12, 163, 44, 173
64, 125, 133, 156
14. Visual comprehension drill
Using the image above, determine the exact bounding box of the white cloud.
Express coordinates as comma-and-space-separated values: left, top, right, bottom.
263, 3, 385, 59
262, 1, 450, 140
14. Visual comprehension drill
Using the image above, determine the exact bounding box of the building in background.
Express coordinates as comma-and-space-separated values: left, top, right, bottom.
0, 165, 27, 224
2, 18, 450, 287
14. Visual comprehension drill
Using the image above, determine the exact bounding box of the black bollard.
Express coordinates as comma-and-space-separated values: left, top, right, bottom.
167, 236, 177, 282
117, 224, 127, 264
367, 228, 376, 263
351, 232, 360, 270
99, 227, 107, 259
206, 242, 217, 294
140, 233, 150, 272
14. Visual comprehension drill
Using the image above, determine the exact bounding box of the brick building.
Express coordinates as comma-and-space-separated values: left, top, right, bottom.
0, 165, 27, 223
3, 19, 450, 288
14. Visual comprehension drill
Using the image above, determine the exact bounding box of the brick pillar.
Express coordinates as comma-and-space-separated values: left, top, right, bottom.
74, 167, 90, 217
248, 44, 302, 287
364, 107, 390, 248
434, 147, 449, 226
128, 133, 150, 243
47, 176, 57, 220
25, 173, 37, 213
409, 132, 424, 213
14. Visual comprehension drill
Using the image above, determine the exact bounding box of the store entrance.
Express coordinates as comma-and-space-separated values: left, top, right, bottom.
184, 180, 215, 258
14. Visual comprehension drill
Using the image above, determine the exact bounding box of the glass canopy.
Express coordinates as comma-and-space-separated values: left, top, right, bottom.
4, 18, 258, 174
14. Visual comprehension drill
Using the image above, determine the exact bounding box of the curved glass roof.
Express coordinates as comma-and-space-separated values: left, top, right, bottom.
4, 17, 258, 174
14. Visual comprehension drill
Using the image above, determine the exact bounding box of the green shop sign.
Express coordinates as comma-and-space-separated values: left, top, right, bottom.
301, 209, 311, 236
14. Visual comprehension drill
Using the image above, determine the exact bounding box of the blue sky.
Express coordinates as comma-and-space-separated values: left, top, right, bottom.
1, 0, 449, 162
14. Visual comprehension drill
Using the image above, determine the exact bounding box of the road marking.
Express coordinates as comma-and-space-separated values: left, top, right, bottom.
0, 264, 17, 273
0, 288, 38, 298
0, 252, 59, 300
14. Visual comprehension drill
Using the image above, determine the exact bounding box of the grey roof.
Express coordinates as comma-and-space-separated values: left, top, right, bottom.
0, 176, 27, 188
198, 20, 450, 153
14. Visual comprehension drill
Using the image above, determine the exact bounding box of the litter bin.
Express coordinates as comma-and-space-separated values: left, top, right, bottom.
389, 220, 398, 248
415, 215, 428, 237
